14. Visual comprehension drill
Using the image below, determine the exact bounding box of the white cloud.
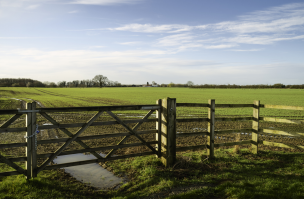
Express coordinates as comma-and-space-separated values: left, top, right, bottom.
118, 41, 141, 45
89, 46, 106, 48
223, 34, 304, 45
69, 0, 144, 5
26, 4, 40, 9
204, 44, 237, 49
68, 10, 79, 13
109, 23, 194, 33
108, 3, 304, 50
157, 33, 194, 46
230, 49, 263, 52
0, 48, 303, 84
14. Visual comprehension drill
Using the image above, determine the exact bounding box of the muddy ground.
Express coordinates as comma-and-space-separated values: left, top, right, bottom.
0, 99, 304, 172
1, 111, 304, 169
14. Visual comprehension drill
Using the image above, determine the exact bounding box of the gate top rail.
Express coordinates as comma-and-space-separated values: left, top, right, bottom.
0, 105, 160, 114
177, 103, 254, 108
260, 104, 304, 111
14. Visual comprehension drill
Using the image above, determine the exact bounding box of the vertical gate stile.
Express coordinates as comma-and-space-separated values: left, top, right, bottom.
160, 97, 176, 167
32, 102, 37, 178
207, 99, 215, 158
25, 103, 33, 180
252, 100, 260, 154
156, 99, 162, 158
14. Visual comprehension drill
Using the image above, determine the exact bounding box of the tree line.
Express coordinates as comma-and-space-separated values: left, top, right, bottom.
189, 83, 304, 89
0, 75, 121, 88
0, 78, 303, 89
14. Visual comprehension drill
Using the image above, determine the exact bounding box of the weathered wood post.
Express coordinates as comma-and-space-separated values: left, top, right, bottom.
156, 99, 162, 158
25, 102, 33, 180
251, 100, 260, 154
25, 102, 37, 180
32, 102, 37, 178
159, 97, 176, 167
207, 99, 215, 158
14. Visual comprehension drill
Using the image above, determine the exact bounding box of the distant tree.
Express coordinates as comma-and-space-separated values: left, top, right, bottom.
72, 80, 80, 87
273, 83, 285, 88
147, 82, 149, 86
187, 81, 194, 87
114, 81, 121, 87
43, 81, 50, 86
93, 75, 108, 88
168, 82, 175, 87
57, 81, 66, 87
152, 81, 156, 85
49, 82, 57, 88
12, 83, 19, 87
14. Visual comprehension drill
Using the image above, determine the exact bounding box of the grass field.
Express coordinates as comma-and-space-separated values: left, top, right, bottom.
1, 87, 304, 198
1, 87, 304, 118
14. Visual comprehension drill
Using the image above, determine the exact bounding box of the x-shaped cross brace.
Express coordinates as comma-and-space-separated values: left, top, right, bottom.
105, 110, 157, 157
37, 111, 103, 173
0, 114, 26, 175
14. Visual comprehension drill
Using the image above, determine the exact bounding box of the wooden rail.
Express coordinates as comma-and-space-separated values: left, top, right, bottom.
1, 99, 304, 179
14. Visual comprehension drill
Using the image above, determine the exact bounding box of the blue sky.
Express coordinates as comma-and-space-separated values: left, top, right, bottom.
1, 0, 304, 85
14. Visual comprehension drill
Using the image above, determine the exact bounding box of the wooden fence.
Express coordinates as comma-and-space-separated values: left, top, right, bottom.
0, 98, 304, 180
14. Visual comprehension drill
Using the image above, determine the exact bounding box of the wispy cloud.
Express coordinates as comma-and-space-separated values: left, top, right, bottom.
118, 41, 141, 45
109, 23, 195, 33
26, 4, 40, 9
230, 49, 263, 52
1, 48, 302, 84
157, 33, 195, 46
89, 46, 106, 48
69, 0, 144, 6
204, 44, 238, 49
108, 3, 304, 51
68, 10, 79, 14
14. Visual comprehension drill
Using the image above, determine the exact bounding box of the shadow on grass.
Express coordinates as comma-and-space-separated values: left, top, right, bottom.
0, 169, 111, 199
1, 149, 303, 199
107, 149, 304, 199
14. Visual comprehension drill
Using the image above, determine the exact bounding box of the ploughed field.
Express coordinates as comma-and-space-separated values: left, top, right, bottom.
1, 87, 304, 171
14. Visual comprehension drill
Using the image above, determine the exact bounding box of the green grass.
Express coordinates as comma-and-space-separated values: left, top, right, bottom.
1, 87, 304, 117
1, 87, 304, 198
1, 148, 304, 199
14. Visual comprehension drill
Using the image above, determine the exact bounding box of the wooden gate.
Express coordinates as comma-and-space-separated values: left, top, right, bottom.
0, 98, 178, 179
1, 97, 303, 180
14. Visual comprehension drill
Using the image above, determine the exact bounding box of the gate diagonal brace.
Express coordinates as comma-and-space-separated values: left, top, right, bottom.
106, 110, 155, 158
0, 114, 23, 128
0, 153, 26, 176
40, 112, 104, 160
106, 110, 157, 156
37, 111, 103, 174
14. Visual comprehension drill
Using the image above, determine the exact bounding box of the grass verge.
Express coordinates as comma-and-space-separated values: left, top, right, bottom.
1, 148, 304, 199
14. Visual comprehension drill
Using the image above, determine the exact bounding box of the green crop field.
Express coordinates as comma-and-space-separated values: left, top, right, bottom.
0, 87, 304, 118
1, 87, 304, 199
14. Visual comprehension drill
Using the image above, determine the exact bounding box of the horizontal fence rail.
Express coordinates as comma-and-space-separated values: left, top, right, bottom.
1, 99, 304, 179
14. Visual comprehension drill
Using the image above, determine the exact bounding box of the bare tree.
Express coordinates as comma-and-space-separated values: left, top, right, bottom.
92, 75, 108, 88
187, 81, 194, 87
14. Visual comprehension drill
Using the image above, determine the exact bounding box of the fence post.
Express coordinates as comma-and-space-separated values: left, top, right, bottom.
156, 99, 162, 158
25, 102, 33, 180
160, 97, 176, 167
207, 99, 215, 159
32, 102, 37, 178
251, 100, 260, 154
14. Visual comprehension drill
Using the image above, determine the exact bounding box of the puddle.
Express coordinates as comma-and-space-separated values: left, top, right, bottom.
53, 153, 127, 190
